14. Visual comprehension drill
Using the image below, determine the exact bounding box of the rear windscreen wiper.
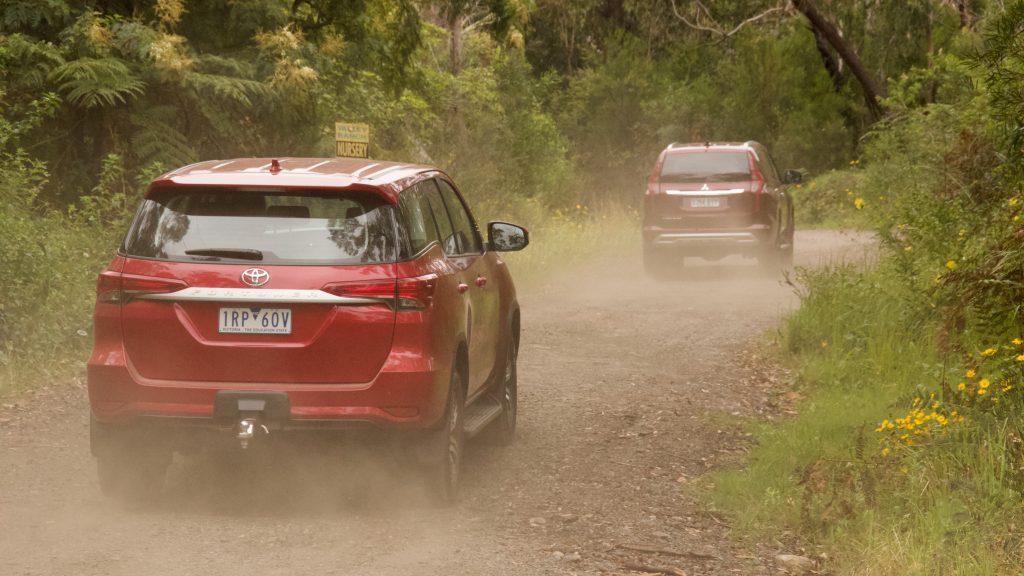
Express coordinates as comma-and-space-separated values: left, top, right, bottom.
184, 248, 264, 261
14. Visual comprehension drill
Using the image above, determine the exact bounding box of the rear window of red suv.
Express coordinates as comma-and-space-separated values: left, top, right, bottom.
660, 151, 751, 183
122, 187, 396, 265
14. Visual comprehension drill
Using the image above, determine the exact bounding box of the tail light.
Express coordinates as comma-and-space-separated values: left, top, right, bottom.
645, 174, 659, 196
322, 274, 438, 310
396, 274, 438, 310
96, 272, 188, 304
748, 152, 765, 211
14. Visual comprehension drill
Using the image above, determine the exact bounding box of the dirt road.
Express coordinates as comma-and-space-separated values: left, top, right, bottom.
0, 230, 872, 576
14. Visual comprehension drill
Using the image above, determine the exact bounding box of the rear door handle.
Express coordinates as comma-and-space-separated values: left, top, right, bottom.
458, 283, 470, 294
475, 276, 487, 288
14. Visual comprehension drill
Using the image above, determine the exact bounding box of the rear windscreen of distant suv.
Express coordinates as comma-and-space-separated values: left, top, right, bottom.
123, 187, 396, 265
660, 151, 751, 183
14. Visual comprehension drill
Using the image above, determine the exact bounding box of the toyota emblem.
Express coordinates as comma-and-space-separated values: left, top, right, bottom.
241, 268, 270, 288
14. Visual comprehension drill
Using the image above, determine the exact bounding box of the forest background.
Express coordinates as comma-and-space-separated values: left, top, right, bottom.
3, 1, 1024, 572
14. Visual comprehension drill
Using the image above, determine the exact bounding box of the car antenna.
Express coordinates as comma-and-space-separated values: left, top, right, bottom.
704, 140, 710, 148
269, 158, 281, 174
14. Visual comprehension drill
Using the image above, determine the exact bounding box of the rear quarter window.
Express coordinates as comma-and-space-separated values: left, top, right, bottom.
123, 187, 397, 265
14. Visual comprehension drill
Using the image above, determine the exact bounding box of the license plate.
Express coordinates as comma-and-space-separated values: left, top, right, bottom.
690, 197, 721, 208
218, 307, 292, 334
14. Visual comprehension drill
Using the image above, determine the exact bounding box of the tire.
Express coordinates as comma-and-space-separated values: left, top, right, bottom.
91, 417, 169, 501
484, 337, 518, 445
428, 369, 466, 505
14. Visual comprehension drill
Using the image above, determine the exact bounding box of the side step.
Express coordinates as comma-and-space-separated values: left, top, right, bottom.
463, 395, 502, 439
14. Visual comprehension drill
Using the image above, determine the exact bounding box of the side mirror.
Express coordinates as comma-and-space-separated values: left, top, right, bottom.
487, 221, 529, 252
783, 169, 803, 184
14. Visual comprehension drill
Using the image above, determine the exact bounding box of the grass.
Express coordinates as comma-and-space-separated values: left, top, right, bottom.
481, 198, 638, 286
708, 258, 1024, 574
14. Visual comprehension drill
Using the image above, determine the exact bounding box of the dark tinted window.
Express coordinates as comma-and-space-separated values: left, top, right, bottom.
420, 179, 457, 256
435, 179, 482, 254
660, 151, 751, 183
123, 187, 395, 265
397, 183, 441, 257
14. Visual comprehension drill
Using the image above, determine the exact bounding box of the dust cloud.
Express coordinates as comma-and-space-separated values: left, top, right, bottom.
0, 229, 874, 576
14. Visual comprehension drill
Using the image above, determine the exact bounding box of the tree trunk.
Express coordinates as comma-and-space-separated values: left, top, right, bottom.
791, 0, 886, 121
957, 0, 971, 29
811, 26, 844, 92
449, 12, 463, 76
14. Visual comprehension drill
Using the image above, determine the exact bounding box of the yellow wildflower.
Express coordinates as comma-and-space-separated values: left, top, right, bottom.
1014, 338, 1023, 346
978, 388, 988, 396
982, 347, 998, 357
904, 245, 913, 252
958, 382, 966, 391
1017, 354, 1024, 362
882, 447, 891, 456
966, 369, 976, 378
1010, 197, 1020, 206
980, 378, 991, 389
854, 197, 865, 210
945, 260, 957, 270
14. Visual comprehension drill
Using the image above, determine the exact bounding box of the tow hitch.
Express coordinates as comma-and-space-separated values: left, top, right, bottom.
214, 391, 290, 449
236, 416, 270, 450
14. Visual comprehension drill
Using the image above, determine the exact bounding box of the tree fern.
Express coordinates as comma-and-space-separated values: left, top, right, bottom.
50, 57, 145, 107
0, 0, 70, 33
1, 34, 64, 88
129, 106, 195, 168
181, 69, 268, 108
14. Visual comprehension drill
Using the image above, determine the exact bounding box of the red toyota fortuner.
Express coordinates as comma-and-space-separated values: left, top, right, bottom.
88, 157, 528, 502
642, 141, 799, 277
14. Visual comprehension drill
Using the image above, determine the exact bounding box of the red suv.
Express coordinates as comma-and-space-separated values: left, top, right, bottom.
642, 142, 798, 276
88, 157, 528, 502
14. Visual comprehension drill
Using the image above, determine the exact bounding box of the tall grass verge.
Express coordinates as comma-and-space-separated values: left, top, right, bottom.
710, 258, 1024, 574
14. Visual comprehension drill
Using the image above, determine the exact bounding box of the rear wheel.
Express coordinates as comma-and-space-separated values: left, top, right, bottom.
428, 369, 465, 505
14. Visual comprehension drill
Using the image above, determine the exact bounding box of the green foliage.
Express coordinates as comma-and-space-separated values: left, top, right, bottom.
713, 4, 1024, 573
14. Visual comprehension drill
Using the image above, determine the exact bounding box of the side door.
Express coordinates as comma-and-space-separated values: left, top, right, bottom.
427, 178, 500, 398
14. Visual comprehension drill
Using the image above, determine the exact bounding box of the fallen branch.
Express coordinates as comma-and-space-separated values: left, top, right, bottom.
619, 560, 688, 576
615, 543, 720, 561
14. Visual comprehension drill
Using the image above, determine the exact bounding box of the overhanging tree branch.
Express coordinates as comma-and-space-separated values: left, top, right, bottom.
790, 0, 887, 120
668, 0, 788, 39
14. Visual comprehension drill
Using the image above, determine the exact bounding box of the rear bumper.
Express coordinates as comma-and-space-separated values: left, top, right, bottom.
87, 352, 449, 431
643, 224, 771, 252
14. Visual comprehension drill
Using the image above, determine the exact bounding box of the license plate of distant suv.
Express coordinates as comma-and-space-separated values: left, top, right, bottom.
218, 308, 292, 334
690, 197, 720, 208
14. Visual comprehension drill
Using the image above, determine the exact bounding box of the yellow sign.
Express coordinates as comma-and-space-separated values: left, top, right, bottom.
335, 122, 370, 158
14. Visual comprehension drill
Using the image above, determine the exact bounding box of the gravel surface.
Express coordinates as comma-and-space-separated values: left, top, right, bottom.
0, 229, 874, 576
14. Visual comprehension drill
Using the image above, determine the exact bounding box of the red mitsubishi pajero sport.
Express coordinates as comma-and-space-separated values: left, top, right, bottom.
88, 157, 528, 502
642, 141, 799, 277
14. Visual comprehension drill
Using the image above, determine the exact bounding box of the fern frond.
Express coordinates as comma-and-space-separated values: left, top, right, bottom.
129, 106, 195, 168
50, 57, 145, 108
181, 70, 268, 107
1, 34, 65, 87
1, 0, 71, 32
